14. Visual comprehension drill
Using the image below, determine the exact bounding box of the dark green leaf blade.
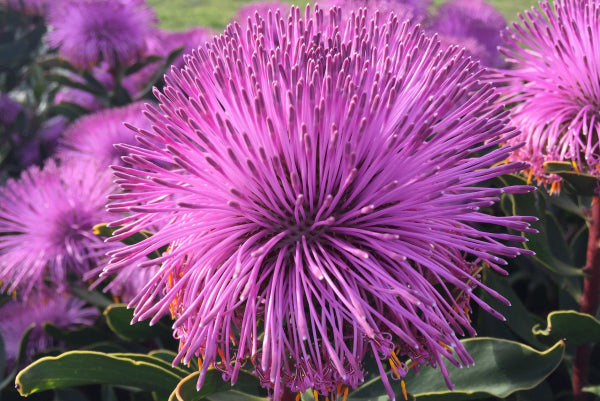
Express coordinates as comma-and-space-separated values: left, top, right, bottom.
15, 351, 182, 396
171, 370, 262, 401
533, 310, 600, 346
401, 338, 564, 400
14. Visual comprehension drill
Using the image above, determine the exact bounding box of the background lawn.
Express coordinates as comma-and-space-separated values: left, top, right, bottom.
148, 0, 540, 31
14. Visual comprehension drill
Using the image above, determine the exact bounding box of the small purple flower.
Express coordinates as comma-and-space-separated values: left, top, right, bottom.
0, 157, 116, 296
426, 0, 506, 68
57, 102, 151, 167
0, 291, 98, 369
493, 0, 600, 187
102, 5, 535, 399
46, 0, 158, 69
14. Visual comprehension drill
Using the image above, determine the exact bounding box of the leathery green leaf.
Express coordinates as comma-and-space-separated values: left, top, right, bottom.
170, 370, 261, 401
402, 338, 564, 400
15, 351, 181, 396
533, 310, 600, 346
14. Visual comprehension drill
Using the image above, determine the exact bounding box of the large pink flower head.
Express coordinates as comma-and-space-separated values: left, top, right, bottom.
46, 0, 157, 69
0, 158, 116, 296
426, 0, 506, 68
103, 5, 535, 399
0, 291, 98, 370
494, 0, 600, 189
57, 102, 151, 167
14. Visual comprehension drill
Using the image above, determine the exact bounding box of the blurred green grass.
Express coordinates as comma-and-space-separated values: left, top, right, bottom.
148, 0, 539, 31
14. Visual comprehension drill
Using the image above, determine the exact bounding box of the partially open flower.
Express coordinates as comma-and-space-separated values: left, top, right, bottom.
493, 0, 600, 190
102, 5, 535, 399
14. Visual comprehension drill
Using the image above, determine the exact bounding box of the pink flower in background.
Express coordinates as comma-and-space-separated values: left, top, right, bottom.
0, 158, 116, 296
0, 291, 98, 369
426, 0, 506, 68
321, 0, 431, 22
232, 1, 290, 22
57, 102, 151, 167
494, 0, 600, 188
102, 5, 535, 399
46, 0, 157, 69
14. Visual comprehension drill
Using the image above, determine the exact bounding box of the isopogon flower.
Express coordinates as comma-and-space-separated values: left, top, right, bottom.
57, 102, 151, 167
0, 291, 98, 370
426, 0, 506, 68
102, 5, 535, 399
46, 0, 157, 69
493, 0, 600, 188
0, 157, 116, 296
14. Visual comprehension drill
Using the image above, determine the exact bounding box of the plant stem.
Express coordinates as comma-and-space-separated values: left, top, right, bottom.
573, 197, 600, 401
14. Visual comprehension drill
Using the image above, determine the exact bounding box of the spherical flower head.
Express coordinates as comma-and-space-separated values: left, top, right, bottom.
0, 291, 98, 370
46, 0, 158, 69
426, 0, 506, 68
493, 0, 600, 189
57, 102, 151, 167
103, 5, 535, 399
0, 157, 117, 296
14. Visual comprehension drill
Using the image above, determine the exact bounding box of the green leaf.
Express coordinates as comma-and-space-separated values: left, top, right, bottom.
480, 270, 544, 348
110, 353, 189, 378
533, 310, 600, 346
542, 161, 576, 174
46, 73, 107, 96
47, 101, 89, 120
500, 174, 584, 277
169, 370, 261, 401
555, 172, 600, 196
0, 324, 34, 390
400, 338, 565, 400
124, 55, 163, 76
207, 390, 270, 401
583, 385, 600, 396
104, 304, 163, 342
15, 351, 182, 396
43, 323, 108, 347
69, 285, 113, 308
93, 223, 167, 259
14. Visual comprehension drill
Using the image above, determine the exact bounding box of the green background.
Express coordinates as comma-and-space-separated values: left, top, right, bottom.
147, 0, 540, 31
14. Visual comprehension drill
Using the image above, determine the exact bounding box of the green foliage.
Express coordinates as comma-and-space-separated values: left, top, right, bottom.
15, 351, 185, 396
533, 310, 600, 346
348, 338, 565, 401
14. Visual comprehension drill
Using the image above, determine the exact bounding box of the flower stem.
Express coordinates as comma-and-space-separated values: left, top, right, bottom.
573, 197, 600, 401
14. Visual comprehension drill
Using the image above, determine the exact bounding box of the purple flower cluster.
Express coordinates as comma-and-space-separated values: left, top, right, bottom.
102, 5, 534, 399
0, 158, 116, 296
46, 0, 158, 69
494, 0, 600, 188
